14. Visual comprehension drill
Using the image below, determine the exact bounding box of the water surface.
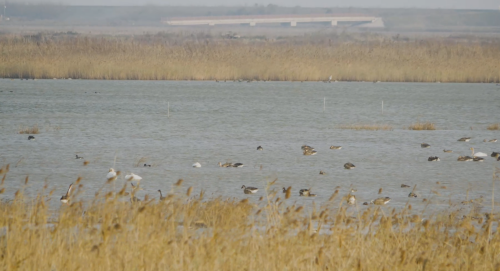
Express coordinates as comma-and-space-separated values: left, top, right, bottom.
0, 79, 499, 214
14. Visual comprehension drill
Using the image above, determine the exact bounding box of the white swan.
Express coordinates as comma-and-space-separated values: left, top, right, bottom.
106, 168, 117, 180
470, 147, 487, 157
192, 162, 201, 168
125, 173, 142, 182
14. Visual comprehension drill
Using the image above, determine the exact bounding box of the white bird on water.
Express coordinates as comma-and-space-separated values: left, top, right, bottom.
192, 162, 201, 168
470, 147, 487, 157
125, 173, 143, 182
106, 168, 117, 180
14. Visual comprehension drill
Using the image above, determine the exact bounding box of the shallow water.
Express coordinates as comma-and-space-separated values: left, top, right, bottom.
0, 79, 499, 214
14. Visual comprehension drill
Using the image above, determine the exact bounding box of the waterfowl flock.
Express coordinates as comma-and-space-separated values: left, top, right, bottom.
59, 136, 497, 205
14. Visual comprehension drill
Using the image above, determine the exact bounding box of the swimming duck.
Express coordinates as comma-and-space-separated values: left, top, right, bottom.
443, 149, 453, 153
241, 185, 258, 194
125, 173, 142, 182
401, 184, 411, 188
428, 156, 440, 161
421, 143, 431, 148
106, 168, 117, 180
218, 162, 233, 167
282, 187, 287, 193
192, 162, 201, 168
347, 195, 356, 205
371, 197, 391, 205
344, 162, 355, 169
470, 147, 487, 157
488, 139, 497, 142
257, 146, 263, 151
144, 164, 151, 167
491, 152, 500, 158
299, 189, 316, 197
330, 146, 342, 149
75, 155, 83, 159
408, 192, 417, 198
60, 183, 73, 204
319, 171, 326, 175
458, 137, 471, 142
28, 135, 35, 140
303, 149, 317, 155
232, 163, 244, 167
301, 145, 315, 151
473, 157, 484, 162
457, 156, 473, 162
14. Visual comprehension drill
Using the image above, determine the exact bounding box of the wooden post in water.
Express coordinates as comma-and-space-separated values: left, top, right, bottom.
323, 97, 325, 113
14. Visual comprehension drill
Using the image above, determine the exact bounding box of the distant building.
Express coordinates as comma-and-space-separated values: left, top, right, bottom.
162, 14, 383, 28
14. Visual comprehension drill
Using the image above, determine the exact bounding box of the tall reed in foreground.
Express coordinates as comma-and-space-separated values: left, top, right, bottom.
0, 34, 500, 82
0, 172, 499, 270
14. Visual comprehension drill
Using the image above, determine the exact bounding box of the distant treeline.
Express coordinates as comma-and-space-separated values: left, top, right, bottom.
3, 3, 500, 30
1, 32, 499, 82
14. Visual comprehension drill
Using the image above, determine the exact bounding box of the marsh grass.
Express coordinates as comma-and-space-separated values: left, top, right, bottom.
409, 122, 436, 130
1, 169, 500, 270
18, 124, 39, 134
338, 124, 393, 130
487, 123, 500, 130
1, 34, 500, 82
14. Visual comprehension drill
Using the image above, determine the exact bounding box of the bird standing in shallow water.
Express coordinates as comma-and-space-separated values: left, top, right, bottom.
157, 190, 166, 200
241, 185, 258, 194
60, 183, 73, 204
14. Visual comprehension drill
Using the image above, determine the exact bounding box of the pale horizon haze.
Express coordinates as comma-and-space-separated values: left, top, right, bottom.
17, 0, 500, 10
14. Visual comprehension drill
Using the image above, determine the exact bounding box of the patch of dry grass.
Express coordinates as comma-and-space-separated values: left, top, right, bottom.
409, 122, 436, 130
18, 124, 39, 134
1, 35, 500, 82
0, 168, 499, 270
338, 124, 393, 130
487, 123, 499, 130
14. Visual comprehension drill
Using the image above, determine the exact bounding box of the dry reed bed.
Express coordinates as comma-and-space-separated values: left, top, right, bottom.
1, 35, 500, 82
18, 124, 39, 134
488, 123, 500, 130
409, 122, 436, 130
338, 124, 393, 130
0, 174, 499, 270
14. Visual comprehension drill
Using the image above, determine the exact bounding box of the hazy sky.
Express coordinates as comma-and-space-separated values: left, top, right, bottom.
21, 0, 500, 9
